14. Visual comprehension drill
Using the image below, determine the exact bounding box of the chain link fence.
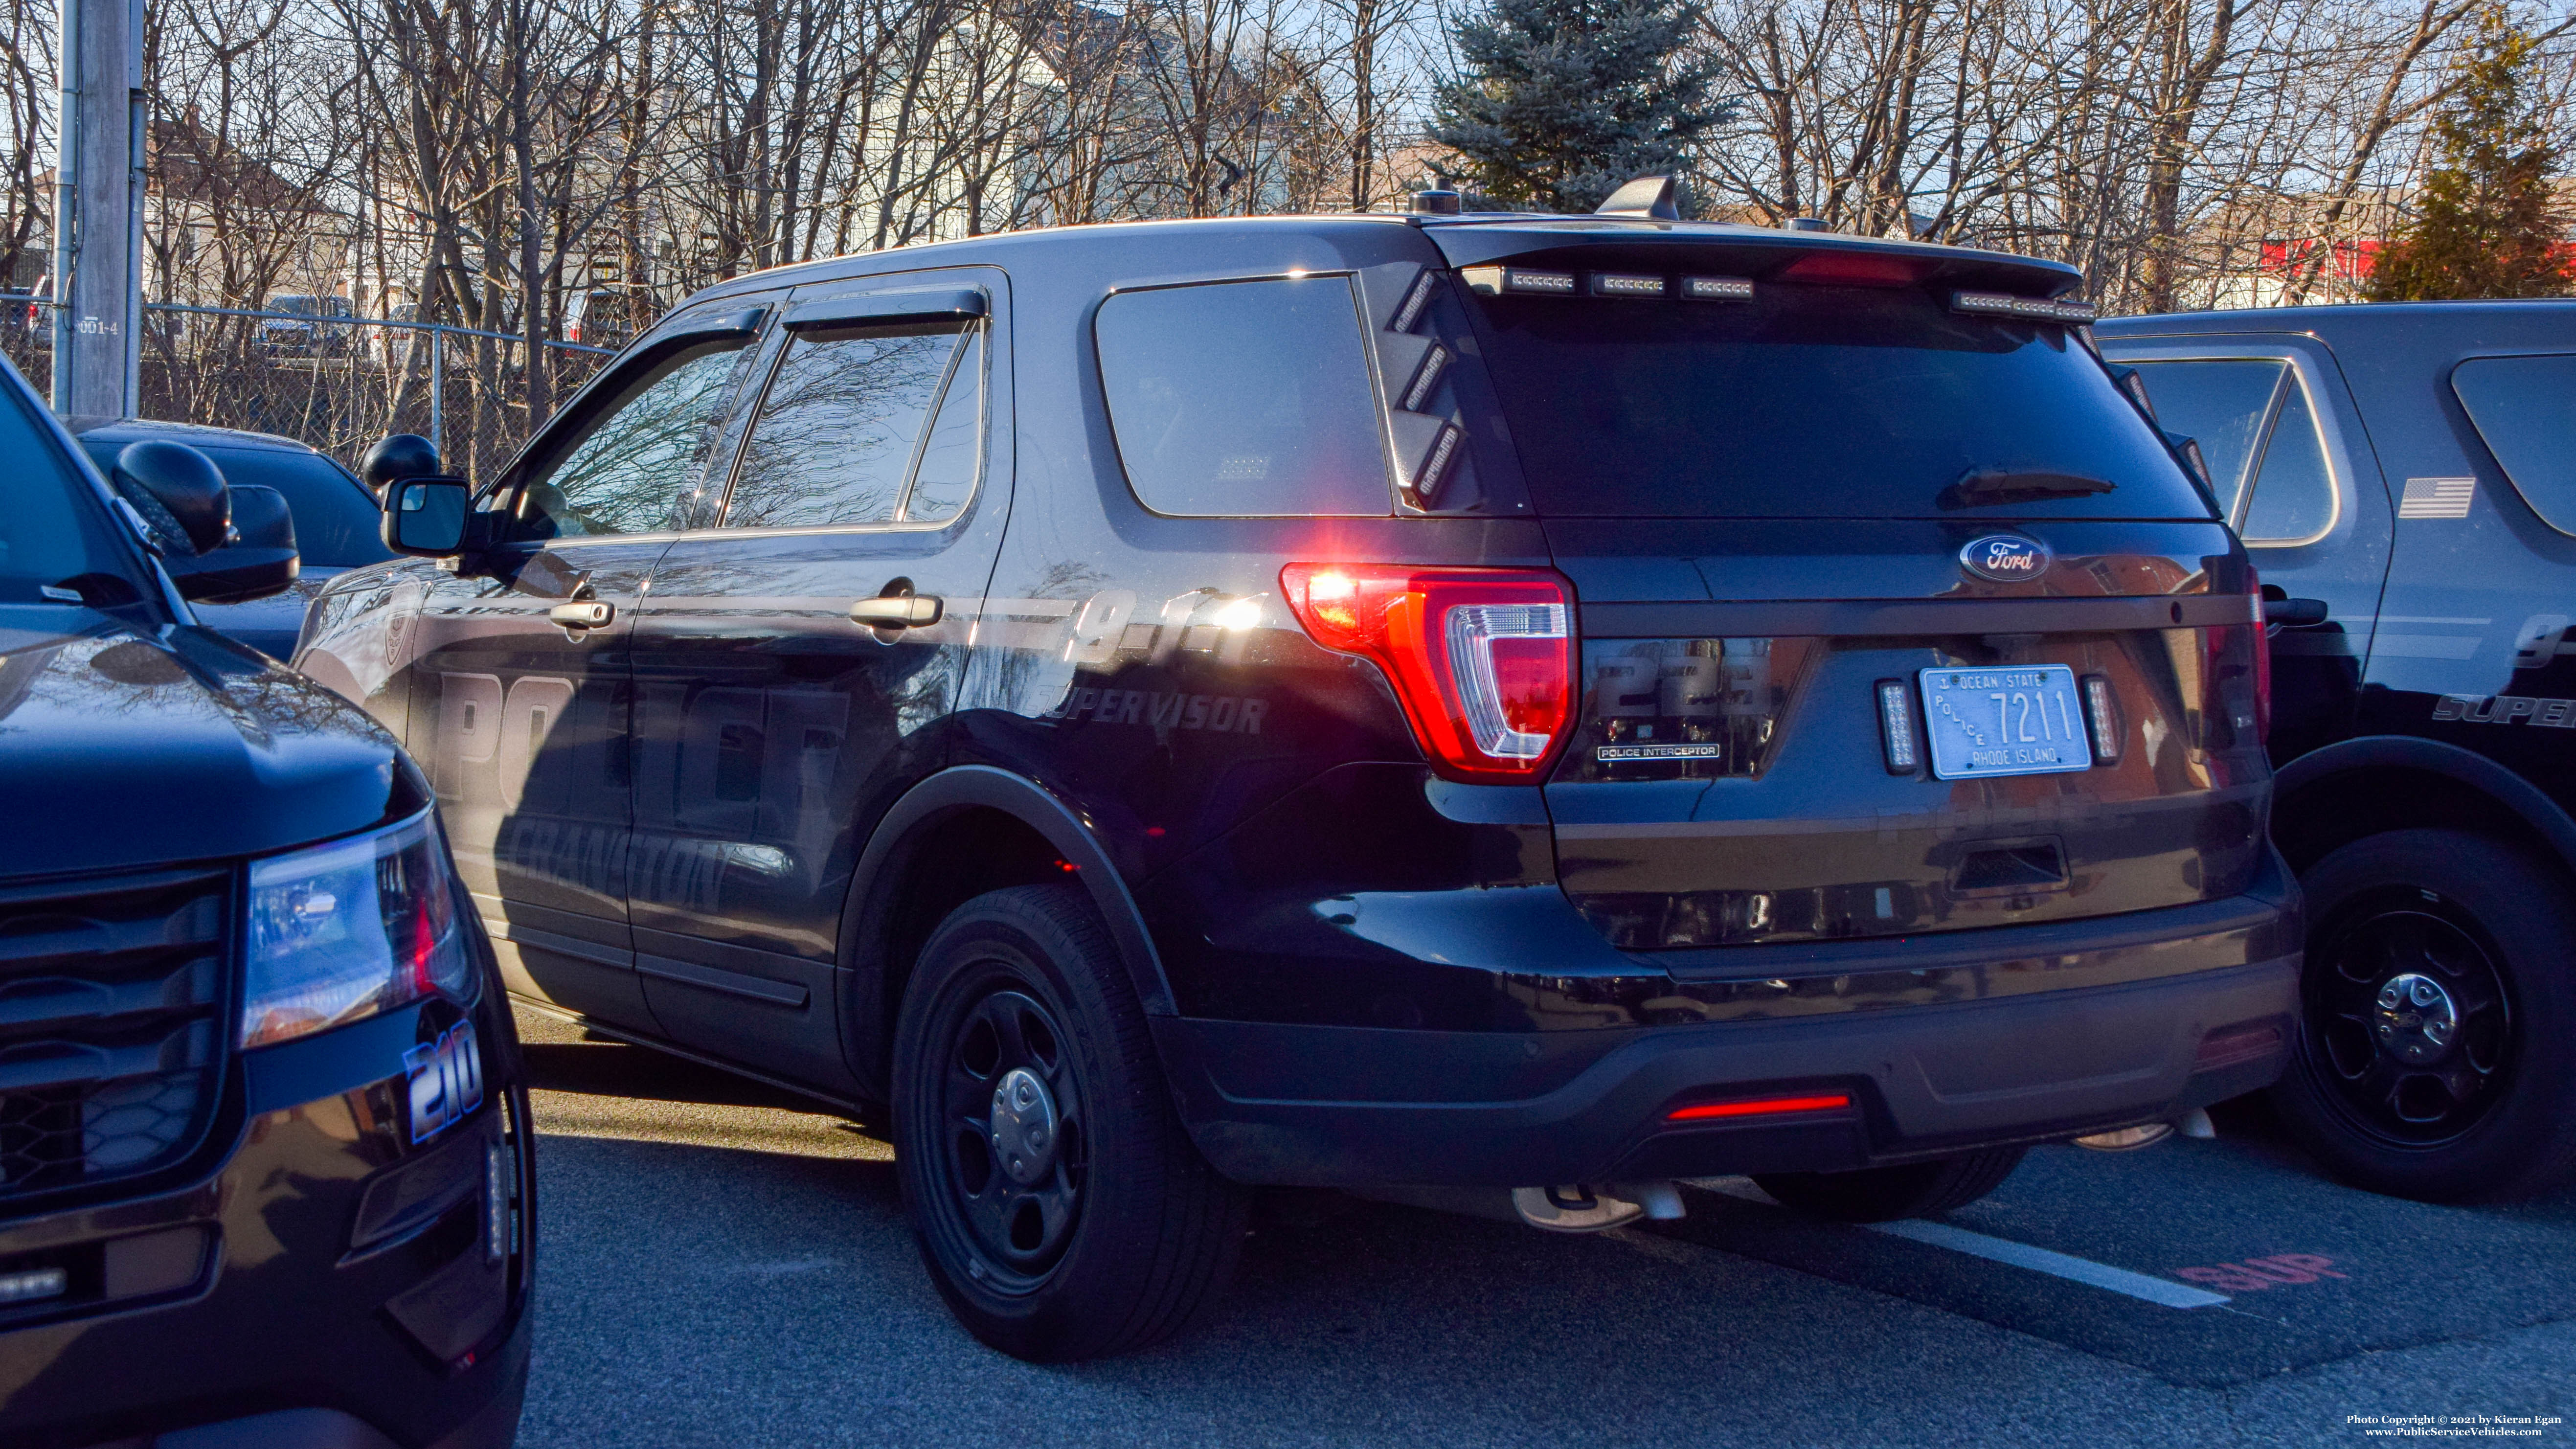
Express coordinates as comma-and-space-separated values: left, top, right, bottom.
0, 296, 615, 477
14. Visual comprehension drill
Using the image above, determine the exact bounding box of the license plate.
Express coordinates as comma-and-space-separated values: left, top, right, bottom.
1917, 665, 2094, 780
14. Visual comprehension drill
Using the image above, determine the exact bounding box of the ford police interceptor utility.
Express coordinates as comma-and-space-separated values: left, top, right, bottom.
2101, 300, 2576, 1203
304, 180, 2297, 1360
0, 358, 530, 1449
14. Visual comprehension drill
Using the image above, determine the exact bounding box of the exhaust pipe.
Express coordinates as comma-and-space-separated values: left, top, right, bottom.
2073, 1108, 2215, 1152
1511, 1181, 1686, 1233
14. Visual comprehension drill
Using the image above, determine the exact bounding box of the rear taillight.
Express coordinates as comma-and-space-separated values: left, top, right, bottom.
1280, 563, 1575, 782
2197, 608, 2270, 747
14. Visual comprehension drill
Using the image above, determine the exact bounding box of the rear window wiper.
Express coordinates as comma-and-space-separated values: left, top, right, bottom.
1939, 467, 2118, 509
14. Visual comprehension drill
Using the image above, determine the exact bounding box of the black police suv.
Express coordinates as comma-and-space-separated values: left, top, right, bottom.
305, 200, 2296, 1360
0, 359, 531, 1448
2098, 300, 2576, 1202
68, 419, 395, 662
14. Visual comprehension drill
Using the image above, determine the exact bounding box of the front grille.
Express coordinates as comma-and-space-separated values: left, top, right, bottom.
0, 867, 229, 1203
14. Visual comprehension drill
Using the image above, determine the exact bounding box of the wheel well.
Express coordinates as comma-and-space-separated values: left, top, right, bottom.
2275, 766, 2565, 875
864, 806, 1074, 1084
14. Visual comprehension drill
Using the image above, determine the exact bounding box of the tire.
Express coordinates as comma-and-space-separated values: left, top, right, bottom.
2268, 828, 2576, 1202
1752, 1148, 2026, 1223
892, 884, 1246, 1360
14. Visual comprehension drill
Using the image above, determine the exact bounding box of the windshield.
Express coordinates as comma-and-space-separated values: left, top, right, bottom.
270, 296, 318, 317
1464, 279, 2213, 520
0, 383, 146, 606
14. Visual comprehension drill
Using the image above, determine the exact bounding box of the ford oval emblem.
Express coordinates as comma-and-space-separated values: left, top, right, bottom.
1961, 534, 2051, 582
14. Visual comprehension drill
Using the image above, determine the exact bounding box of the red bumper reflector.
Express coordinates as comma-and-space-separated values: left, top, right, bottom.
1667, 1093, 1853, 1122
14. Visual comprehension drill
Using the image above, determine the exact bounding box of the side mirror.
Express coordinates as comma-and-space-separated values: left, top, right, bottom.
360, 432, 444, 499
384, 476, 473, 556
169, 484, 299, 603
114, 441, 230, 556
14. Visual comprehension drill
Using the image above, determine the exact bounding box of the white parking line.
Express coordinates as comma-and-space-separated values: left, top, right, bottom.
1864, 1220, 2230, 1309
1691, 1177, 2230, 1310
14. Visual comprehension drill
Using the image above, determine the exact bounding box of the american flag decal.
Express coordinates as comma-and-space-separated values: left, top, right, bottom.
2398, 476, 2476, 519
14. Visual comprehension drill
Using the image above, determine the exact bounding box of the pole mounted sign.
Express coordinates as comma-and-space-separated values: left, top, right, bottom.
51, 0, 143, 421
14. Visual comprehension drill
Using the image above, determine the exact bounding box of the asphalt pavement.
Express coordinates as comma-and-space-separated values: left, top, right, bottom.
510, 1006, 2576, 1448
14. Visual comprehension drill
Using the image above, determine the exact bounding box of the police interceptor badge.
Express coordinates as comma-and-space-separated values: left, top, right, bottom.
1960, 534, 2051, 583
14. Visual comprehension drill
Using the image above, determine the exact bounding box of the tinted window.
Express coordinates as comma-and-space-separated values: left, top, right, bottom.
2453, 354, 2576, 535
1095, 276, 1390, 516
2240, 383, 2335, 543
724, 321, 970, 529
199, 448, 393, 567
519, 339, 751, 537
2124, 359, 2283, 517
1467, 282, 2210, 520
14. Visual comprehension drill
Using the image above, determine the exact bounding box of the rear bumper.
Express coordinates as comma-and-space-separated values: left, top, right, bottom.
1155, 907, 2297, 1188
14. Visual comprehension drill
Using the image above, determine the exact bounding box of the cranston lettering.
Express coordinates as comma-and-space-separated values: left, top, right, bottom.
1044, 687, 1267, 734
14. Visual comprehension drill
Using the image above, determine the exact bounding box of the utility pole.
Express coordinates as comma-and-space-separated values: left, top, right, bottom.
50, 0, 143, 422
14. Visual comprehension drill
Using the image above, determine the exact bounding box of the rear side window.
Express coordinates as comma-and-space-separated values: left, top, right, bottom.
2453, 354, 2576, 535
1465, 280, 2209, 521
723, 320, 979, 529
2120, 358, 2335, 543
1095, 276, 1391, 517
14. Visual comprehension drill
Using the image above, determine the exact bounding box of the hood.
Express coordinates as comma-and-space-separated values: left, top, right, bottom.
0, 606, 420, 879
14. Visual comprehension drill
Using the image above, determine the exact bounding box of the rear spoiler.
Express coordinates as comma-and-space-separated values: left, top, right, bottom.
1420, 221, 2086, 302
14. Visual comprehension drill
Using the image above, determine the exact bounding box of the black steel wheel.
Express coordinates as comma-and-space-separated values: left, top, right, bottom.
2302, 897, 2511, 1145
935, 989, 1086, 1286
892, 884, 1245, 1360
2271, 829, 2576, 1201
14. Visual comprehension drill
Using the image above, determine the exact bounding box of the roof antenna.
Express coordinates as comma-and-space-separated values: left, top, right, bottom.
1595, 174, 1680, 221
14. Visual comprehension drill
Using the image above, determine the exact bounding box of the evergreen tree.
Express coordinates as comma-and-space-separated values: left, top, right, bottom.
1427, 0, 1730, 215
2368, 4, 2573, 300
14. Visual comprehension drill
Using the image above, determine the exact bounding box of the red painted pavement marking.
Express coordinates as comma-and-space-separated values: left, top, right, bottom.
2170, 1253, 2350, 1291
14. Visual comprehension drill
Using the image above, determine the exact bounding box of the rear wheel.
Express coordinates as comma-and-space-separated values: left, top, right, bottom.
2269, 829, 2576, 1202
1753, 1148, 2026, 1223
892, 885, 1245, 1361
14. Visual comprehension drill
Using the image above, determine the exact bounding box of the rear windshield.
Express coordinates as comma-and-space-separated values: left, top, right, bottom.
79, 441, 393, 567
202, 448, 392, 566
1463, 280, 2212, 520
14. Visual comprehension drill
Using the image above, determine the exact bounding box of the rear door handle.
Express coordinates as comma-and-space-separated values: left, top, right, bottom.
850, 595, 944, 628
549, 600, 615, 630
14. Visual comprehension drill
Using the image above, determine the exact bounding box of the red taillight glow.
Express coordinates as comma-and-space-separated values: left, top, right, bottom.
1666, 1093, 1853, 1122
1280, 563, 1575, 782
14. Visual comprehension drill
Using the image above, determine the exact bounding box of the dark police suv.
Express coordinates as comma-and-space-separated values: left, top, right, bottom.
0, 363, 530, 1447
308, 194, 2295, 1360
2099, 300, 2576, 1202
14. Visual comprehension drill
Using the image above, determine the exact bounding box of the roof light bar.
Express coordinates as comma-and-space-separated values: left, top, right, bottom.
1463, 266, 1576, 296
1667, 1092, 1853, 1122
1590, 272, 1666, 298
1683, 275, 1756, 301
1952, 290, 2098, 324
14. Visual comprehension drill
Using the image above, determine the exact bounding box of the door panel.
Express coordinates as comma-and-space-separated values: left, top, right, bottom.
412, 319, 768, 1030
413, 542, 662, 1028
630, 266, 1014, 1089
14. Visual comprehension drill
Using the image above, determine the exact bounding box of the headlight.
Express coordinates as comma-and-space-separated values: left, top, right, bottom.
243, 809, 476, 1049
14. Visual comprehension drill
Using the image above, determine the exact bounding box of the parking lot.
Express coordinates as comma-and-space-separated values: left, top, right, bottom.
512, 1007, 2575, 1448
